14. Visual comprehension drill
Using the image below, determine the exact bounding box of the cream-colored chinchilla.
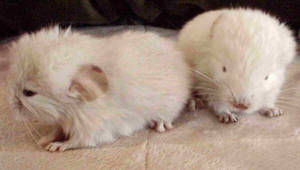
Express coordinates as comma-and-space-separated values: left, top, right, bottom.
7, 27, 191, 151
178, 8, 297, 123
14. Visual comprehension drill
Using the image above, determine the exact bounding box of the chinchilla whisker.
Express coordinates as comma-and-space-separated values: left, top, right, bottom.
191, 69, 221, 87
276, 101, 300, 109
195, 87, 217, 92
220, 80, 236, 100
281, 87, 300, 92
192, 68, 235, 100
276, 96, 300, 101
25, 120, 42, 138
194, 92, 228, 99
22, 121, 40, 147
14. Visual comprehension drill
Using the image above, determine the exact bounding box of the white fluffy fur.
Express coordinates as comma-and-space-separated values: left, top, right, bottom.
178, 8, 296, 123
7, 27, 191, 151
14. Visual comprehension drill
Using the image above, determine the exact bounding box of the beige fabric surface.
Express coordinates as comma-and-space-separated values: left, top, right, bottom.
0, 26, 300, 170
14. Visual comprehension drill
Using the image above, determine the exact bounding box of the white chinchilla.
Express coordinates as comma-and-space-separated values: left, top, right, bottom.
178, 8, 297, 123
7, 27, 191, 151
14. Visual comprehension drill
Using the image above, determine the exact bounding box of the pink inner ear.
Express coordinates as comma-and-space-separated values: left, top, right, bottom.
91, 66, 102, 73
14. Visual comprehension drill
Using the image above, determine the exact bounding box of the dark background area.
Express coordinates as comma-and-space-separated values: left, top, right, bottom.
0, 0, 299, 40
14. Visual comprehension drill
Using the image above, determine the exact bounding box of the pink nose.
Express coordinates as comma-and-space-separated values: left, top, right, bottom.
232, 101, 249, 110
16, 97, 23, 107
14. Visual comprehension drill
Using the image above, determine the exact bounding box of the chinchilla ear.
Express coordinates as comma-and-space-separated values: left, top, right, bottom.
209, 13, 239, 39
67, 65, 108, 102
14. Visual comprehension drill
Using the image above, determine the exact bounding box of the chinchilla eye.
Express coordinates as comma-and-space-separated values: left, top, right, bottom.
23, 89, 37, 97
222, 66, 227, 72
264, 75, 269, 80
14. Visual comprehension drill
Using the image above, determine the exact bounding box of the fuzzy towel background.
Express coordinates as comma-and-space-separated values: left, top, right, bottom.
0, 0, 299, 39
0, 26, 300, 170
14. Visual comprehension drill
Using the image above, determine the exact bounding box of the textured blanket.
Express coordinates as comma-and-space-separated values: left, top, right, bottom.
0, 26, 300, 170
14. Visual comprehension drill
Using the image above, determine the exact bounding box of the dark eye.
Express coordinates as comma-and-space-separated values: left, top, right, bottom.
23, 89, 37, 97
222, 66, 227, 72
264, 75, 269, 80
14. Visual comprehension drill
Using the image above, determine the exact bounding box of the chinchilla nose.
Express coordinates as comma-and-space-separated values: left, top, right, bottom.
15, 96, 23, 107
232, 100, 250, 110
